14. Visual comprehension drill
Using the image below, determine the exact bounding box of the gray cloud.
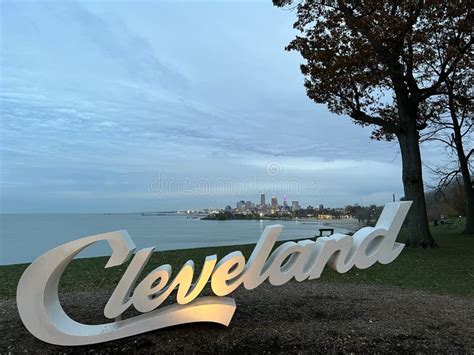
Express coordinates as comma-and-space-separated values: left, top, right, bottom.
1, 0, 439, 213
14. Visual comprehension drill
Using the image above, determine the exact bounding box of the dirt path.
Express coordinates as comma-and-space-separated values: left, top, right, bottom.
1, 282, 473, 353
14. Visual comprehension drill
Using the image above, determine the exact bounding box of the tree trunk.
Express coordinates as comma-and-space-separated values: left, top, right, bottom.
459, 160, 474, 235
449, 95, 474, 235
396, 109, 437, 248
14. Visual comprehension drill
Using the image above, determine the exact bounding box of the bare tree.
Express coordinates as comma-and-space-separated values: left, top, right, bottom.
422, 61, 473, 234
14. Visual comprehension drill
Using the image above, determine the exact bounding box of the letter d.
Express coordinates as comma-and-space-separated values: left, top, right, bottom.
352, 201, 412, 269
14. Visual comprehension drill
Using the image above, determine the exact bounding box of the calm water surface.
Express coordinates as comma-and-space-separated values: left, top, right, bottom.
0, 214, 349, 265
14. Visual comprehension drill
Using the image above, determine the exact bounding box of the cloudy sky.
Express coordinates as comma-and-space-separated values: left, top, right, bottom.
0, 0, 441, 213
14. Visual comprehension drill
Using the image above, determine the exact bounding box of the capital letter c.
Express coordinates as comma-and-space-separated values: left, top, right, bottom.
16, 230, 236, 346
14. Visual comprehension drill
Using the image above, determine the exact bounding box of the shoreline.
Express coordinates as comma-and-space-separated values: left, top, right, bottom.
201, 216, 363, 231
1, 225, 473, 299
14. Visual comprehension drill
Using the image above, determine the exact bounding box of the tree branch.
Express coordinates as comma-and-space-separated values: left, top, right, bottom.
350, 110, 399, 133
466, 149, 474, 161
418, 37, 473, 101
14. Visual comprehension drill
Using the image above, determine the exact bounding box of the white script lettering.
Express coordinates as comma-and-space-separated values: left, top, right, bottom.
16, 201, 411, 345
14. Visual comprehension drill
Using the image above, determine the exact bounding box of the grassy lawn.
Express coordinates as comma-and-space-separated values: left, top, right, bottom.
1, 220, 473, 299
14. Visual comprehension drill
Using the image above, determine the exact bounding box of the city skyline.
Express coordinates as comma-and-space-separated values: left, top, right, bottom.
180, 191, 383, 215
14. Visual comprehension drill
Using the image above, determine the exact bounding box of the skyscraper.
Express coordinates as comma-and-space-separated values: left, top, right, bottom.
260, 192, 265, 207
271, 196, 278, 210
291, 201, 300, 211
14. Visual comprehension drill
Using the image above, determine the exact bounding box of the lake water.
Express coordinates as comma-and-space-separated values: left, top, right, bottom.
0, 214, 350, 265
